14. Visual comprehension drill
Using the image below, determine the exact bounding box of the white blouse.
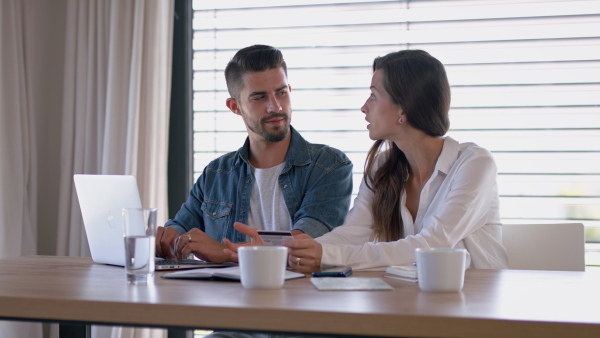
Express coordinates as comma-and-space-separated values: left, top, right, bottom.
316, 136, 508, 270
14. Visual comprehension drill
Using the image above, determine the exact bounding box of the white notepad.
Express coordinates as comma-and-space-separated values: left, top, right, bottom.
310, 277, 393, 291
384, 265, 418, 283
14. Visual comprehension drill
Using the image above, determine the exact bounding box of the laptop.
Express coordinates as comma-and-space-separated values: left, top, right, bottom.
73, 174, 233, 270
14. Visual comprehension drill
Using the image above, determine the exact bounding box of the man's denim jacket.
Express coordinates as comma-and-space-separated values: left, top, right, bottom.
165, 126, 353, 242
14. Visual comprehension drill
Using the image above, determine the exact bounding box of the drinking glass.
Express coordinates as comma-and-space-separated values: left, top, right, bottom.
122, 208, 157, 284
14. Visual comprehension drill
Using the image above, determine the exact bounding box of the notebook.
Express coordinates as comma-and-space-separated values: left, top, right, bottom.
162, 266, 305, 281
73, 174, 231, 270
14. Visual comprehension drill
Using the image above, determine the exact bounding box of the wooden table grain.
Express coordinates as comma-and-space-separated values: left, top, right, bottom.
0, 255, 599, 337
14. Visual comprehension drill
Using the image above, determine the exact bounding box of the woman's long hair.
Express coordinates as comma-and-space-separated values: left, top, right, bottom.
365, 49, 451, 242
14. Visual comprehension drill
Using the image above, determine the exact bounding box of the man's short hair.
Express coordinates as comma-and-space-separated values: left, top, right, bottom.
224, 45, 288, 99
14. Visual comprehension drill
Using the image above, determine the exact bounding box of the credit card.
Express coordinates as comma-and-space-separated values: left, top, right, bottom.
257, 230, 293, 246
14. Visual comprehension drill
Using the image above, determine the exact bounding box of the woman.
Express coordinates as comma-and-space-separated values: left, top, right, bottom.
226, 49, 508, 272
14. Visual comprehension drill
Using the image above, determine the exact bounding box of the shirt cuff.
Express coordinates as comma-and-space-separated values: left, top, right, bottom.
164, 220, 187, 235
319, 243, 345, 267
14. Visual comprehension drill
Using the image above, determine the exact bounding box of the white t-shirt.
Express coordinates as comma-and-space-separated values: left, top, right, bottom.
316, 136, 508, 270
247, 162, 292, 232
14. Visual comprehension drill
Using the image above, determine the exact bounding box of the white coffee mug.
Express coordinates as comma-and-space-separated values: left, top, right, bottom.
238, 246, 288, 289
415, 248, 471, 292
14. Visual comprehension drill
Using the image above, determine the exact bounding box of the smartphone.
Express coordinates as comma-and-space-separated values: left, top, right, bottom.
312, 266, 353, 277
257, 230, 293, 246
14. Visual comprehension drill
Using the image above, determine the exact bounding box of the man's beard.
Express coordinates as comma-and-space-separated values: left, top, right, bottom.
246, 112, 290, 142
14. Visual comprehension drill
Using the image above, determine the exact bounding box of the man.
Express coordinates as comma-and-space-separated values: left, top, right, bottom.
156, 45, 353, 263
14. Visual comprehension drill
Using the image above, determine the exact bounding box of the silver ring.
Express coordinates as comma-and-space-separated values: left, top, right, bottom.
187, 234, 192, 241
295, 257, 301, 265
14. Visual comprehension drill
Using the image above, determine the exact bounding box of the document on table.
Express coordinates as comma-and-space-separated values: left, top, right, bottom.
310, 277, 393, 291
162, 266, 305, 281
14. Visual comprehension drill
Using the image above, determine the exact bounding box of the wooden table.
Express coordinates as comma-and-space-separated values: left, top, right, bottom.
1, 256, 599, 338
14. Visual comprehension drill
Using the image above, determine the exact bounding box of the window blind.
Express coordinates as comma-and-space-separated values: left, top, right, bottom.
191, 0, 600, 261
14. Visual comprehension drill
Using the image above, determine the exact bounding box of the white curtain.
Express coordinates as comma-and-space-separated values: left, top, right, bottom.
55, 1, 174, 338
1, 0, 173, 337
0, 0, 42, 337
57, 0, 173, 258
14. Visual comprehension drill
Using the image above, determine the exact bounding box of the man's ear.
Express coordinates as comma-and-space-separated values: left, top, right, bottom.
226, 97, 241, 116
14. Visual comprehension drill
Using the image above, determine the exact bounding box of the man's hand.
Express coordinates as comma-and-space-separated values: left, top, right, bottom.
174, 228, 235, 263
223, 222, 264, 262
155, 226, 179, 261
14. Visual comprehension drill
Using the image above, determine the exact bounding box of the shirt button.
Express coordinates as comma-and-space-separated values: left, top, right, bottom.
284, 185, 288, 188
212, 212, 216, 216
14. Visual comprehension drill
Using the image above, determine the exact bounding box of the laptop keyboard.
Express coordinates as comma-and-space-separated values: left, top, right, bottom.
156, 259, 206, 266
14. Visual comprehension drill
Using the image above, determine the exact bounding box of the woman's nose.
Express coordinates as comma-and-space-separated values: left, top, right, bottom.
360, 101, 368, 114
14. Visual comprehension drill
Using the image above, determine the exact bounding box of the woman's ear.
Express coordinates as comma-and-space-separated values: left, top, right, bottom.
398, 112, 405, 125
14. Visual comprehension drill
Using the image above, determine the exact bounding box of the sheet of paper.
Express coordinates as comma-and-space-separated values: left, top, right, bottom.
310, 277, 393, 291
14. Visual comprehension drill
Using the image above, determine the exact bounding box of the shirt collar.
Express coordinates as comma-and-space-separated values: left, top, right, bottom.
434, 136, 459, 176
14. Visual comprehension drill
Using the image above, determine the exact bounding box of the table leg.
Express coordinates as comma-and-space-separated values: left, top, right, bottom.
59, 323, 91, 338
167, 328, 194, 338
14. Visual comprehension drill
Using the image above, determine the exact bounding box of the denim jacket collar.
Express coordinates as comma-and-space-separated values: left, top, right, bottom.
236, 126, 311, 171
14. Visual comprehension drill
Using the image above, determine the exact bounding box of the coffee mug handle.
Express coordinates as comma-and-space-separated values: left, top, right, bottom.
464, 250, 471, 270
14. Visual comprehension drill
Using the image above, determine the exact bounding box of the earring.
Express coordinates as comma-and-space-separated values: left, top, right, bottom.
398, 118, 403, 124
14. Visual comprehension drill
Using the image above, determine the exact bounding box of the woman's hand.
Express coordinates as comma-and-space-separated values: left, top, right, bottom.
222, 222, 323, 273
285, 236, 323, 273
222, 222, 264, 262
